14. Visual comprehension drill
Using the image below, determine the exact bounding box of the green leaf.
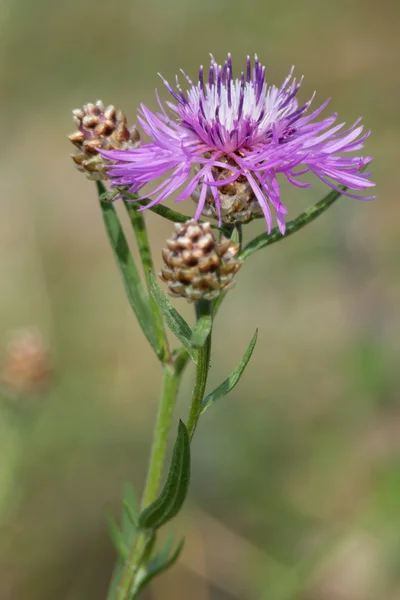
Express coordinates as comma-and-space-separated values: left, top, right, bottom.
96, 182, 158, 354
99, 188, 118, 203
132, 538, 184, 598
201, 329, 258, 413
212, 290, 227, 317
124, 201, 169, 361
106, 511, 129, 560
191, 313, 212, 348
139, 531, 157, 566
148, 273, 197, 362
122, 483, 139, 529
240, 186, 346, 261
106, 484, 138, 600
139, 421, 191, 530
230, 223, 243, 248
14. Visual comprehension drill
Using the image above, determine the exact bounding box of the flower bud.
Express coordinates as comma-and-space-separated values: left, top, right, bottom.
160, 220, 242, 301
68, 100, 140, 180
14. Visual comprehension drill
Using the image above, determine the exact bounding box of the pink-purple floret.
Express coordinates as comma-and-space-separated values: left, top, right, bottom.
101, 54, 375, 233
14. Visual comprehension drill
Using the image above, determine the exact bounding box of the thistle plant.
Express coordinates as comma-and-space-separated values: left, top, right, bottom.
68, 54, 374, 600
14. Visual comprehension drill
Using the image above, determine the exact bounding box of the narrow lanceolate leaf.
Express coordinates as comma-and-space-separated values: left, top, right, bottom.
132, 538, 185, 598
106, 512, 129, 560
106, 484, 138, 600
122, 482, 139, 529
149, 273, 197, 362
201, 329, 258, 414
139, 421, 191, 530
191, 313, 212, 348
96, 182, 157, 353
240, 186, 346, 261
124, 201, 169, 361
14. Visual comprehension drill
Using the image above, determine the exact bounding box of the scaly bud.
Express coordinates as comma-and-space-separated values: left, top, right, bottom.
68, 100, 140, 180
192, 158, 263, 224
160, 220, 242, 301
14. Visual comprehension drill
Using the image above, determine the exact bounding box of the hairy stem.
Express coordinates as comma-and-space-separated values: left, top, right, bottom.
113, 353, 186, 600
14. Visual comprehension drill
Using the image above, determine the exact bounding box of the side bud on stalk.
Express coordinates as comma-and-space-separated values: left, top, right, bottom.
68, 100, 140, 180
160, 220, 242, 301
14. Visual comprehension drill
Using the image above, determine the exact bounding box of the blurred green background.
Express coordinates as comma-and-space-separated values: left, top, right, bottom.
0, 0, 399, 598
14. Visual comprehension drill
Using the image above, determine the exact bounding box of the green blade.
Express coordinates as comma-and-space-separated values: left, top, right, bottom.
191, 313, 212, 348
240, 186, 347, 261
201, 329, 258, 413
97, 182, 158, 354
138, 421, 191, 530
124, 201, 169, 361
149, 273, 197, 362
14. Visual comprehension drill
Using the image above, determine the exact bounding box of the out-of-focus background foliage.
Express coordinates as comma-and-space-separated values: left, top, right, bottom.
0, 0, 399, 598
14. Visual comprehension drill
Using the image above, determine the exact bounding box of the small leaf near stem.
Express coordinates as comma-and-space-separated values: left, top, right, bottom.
186, 299, 213, 440
231, 223, 243, 250
148, 273, 197, 363
139, 420, 191, 530
191, 313, 212, 348
123, 201, 170, 362
131, 538, 185, 599
106, 512, 129, 560
201, 329, 258, 413
96, 182, 158, 355
240, 186, 347, 261
106, 485, 139, 600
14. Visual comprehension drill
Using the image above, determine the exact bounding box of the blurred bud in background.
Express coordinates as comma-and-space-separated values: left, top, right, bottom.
1, 328, 53, 396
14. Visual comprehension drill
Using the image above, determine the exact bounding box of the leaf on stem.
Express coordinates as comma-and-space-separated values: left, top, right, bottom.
106, 484, 139, 600
123, 201, 169, 361
191, 313, 212, 348
106, 512, 129, 560
122, 482, 139, 529
201, 329, 258, 413
138, 421, 191, 530
97, 182, 158, 354
148, 273, 197, 362
240, 186, 346, 261
132, 538, 185, 598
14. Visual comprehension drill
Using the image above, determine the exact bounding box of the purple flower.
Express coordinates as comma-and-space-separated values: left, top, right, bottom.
102, 54, 375, 234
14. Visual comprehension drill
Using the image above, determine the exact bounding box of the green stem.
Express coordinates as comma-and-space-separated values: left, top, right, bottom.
141, 365, 181, 508
113, 356, 185, 600
187, 300, 213, 440
120, 188, 231, 237
124, 201, 170, 362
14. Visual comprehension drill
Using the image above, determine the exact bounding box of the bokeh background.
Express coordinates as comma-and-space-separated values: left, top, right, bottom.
0, 0, 399, 598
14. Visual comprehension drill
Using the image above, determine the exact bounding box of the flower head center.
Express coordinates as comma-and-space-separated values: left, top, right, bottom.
162, 55, 302, 152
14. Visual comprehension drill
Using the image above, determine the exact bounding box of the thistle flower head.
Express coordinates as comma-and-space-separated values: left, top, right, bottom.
160, 220, 241, 301
68, 101, 140, 180
102, 55, 375, 232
